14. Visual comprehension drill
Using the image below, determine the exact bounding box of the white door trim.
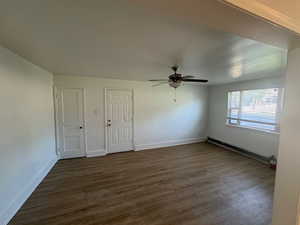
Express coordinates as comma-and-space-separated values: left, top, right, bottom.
104, 88, 135, 154
54, 87, 88, 158
53, 86, 61, 158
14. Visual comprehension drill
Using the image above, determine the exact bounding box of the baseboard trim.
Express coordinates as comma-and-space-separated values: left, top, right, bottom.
207, 137, 270, 164
61, 152, 85, 159
86, 149, 107, 158
1, 156, 58, 225
135, 137, 207, 151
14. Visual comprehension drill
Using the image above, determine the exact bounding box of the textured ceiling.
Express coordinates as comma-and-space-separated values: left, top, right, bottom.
0, 0, 290, 84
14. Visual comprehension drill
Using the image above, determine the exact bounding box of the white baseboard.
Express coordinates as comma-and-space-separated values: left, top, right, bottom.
135, 137, 207, 151
86, 149, 107, 158
1, 157, 58, 225
61, 152, 86, 159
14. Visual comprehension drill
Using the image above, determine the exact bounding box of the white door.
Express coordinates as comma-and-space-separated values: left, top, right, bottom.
105, 89, 134, 153
57, 88, 86, 159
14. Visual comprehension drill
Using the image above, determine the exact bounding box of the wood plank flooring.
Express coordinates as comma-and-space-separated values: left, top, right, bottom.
8, 142, 275, 225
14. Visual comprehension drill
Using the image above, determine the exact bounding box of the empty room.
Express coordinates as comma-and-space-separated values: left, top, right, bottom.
1, 1, 300, 225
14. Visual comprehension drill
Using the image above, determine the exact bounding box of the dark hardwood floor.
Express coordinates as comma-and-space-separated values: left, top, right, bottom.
9, 142, 275, 225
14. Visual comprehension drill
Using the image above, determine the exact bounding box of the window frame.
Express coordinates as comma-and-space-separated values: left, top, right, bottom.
227, 87, 283, 133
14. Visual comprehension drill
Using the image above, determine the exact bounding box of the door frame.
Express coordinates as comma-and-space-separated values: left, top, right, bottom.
104, 88, 135, 154
54, 87, 88, 159
53, 86, 60, 158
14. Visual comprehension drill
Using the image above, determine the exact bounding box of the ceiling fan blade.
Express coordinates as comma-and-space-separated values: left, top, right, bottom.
152, 81, 169, 87
182, 78, 208, 83
149, 79, 168, 82
182, 75, 194, 79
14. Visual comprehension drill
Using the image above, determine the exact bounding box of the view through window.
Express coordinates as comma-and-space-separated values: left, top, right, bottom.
227, 88, 282, 132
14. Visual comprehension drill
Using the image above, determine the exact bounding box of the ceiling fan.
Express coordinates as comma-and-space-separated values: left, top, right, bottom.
149, 66, 208, 89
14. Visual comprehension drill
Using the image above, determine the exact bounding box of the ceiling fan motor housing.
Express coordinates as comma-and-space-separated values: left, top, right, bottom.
169, 73, 182, 81
168, 74, 182, 88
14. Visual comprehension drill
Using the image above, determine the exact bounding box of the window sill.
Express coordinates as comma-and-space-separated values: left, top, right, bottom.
226, 124, 280, 135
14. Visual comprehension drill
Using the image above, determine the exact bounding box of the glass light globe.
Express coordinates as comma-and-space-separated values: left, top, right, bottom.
169, 80, 181, 88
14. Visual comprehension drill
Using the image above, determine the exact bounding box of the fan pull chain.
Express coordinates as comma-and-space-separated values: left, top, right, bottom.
174, 88, 177, 102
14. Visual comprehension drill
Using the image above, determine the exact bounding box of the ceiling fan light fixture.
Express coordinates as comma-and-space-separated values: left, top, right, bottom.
169, 80, 181, 88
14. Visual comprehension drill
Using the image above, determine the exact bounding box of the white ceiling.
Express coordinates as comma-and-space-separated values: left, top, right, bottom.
0, 0, 289, 84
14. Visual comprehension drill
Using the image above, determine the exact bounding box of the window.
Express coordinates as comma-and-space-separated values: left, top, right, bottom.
227, 88, 283, 132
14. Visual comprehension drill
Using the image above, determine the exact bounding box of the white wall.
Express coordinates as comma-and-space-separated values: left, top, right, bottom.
54, 75, 208, 155
272, 48, 300, 225
0, 46, 57, 225
208, 77, 284, 157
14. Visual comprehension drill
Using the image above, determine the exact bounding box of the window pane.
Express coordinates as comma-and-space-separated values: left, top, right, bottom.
227, 88, 281, 132
240, 121, 276, 131
228, 91, 240, 118
240, 88, 278, 124
229, 91, 240, 108
230, 108, 239, 118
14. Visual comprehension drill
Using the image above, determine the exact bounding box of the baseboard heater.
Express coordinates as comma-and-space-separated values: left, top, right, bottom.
207, 137, 270, 165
